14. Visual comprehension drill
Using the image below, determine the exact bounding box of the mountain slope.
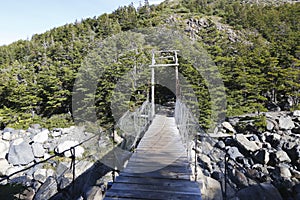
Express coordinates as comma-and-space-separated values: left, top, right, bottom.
0, 0, 299, 129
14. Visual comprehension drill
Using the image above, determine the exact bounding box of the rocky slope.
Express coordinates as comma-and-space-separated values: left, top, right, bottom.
196, 110, 300, 199
0, 125, 114, 199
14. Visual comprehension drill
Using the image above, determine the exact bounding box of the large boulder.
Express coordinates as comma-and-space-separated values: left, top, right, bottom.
8, 140, 35, 165
34, 176, 58, 200
0, 158, 11, 175
32, 129, 49, 143
198, 176, 223, 200
278, 116, 295, 130
236, 134, 260, 152
32, 142, 45, 158
0, 140, 9, 159
236, 183, 282, 200
293, 110, 300, 117
222, 122, 236, 133
55, 140, 85, 158
227, 146, 244, 160
275, 150, 291, 163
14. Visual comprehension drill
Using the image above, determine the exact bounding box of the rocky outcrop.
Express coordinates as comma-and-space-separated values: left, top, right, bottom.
196, 110, 300, 199
0, 125, 112, 200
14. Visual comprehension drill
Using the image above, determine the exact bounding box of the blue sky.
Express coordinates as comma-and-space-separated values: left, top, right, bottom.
0, 0, 164, 46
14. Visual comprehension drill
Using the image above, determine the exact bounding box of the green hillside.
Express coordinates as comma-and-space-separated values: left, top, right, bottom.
0, 0, 299, 130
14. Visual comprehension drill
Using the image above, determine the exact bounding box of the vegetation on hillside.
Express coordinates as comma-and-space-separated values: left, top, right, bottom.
0, 0, 299, 130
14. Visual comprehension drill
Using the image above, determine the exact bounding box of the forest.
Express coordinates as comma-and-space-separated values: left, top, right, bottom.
0, 0, 299, 130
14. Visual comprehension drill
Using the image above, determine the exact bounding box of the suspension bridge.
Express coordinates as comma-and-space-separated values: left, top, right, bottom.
103, 50, 202, 199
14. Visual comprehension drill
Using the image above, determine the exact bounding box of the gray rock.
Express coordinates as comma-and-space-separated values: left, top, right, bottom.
275, 150, 291, 163
32, 129, 49, 143
33, 168, 47, 183
266, 119, 275, 131
34, 176, 58, 200
8, 140, 35, 165
51, 129, 62, 137
230, 168, 249, 188
32, 143, 45, 158
222, 121, 236, 133
75, 161, 93, 178
2, 131, 11, 141
55, 140, 85, 158
293, 110, 300, 117
216, 140, 226, 149
236, 134, 260, 152
236, 183, 283, 200
0, 158, 10, 175
254, 149, 270, 165
0, 140, 9, 159
27, 127, 40, 134
279, 116, 295, 130
30, 124, 41, 129
3, 127, 14, 133
84, 186, 103, 200
198, 175, 223, 200
279, 164, 292, 178
227, 146, 244, 160
56, 162, 70, 177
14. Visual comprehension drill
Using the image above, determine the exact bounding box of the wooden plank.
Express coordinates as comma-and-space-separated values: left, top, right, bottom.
105, 189, 201, 200
110, 183, 201, 195
114, 176, 200, 188
119, 172, 191, 180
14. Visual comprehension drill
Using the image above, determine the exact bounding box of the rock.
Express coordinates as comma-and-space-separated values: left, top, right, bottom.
3, 127, 14, 133
293, 110, 300, 117
278, 116, 295, 130
230, 168, 249, 188
32, 143, 45, 158
254, 149, 270, 165
222, 121, 236, 133
112, 131, 123, 144
51, 129, 62, 137
84, 186, 103, 200
227, 146, 244, 160
275, 150, 291, 163
18, 187, 35, 200
279, 164, 292, 178
236, 134, 260, 152
31, 124, 41, 129
2, 131, 11, 141
236, 183, 283, 200
34, 168, 47, 183
266, 119, 275, 131
216, 140, 226, 149
8, 140, 35, 165
198, 176, 223, 200
0, 158, 11, 175
56, 162, 70, 177
6, 166, 24, 177
75, 161, 94, 177
55, 140, 85, 158
34, 176, 58, 200
32, 129, 49, 143
198, 154, 212, 172
27, 127, 40, 134
0, 140, 9, 159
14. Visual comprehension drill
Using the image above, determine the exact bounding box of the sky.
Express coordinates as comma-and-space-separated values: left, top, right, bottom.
0, 0, 164, 46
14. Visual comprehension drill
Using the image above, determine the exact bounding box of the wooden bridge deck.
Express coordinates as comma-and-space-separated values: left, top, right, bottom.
104, 114, 202, 200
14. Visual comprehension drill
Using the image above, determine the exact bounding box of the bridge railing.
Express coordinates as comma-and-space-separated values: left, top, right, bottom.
116, 100, 152, 151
